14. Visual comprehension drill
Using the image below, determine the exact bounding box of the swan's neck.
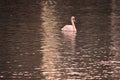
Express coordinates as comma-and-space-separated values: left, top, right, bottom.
71, 20, 76, 31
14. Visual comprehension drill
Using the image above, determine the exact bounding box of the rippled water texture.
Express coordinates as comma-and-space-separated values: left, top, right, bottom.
0, 0, 120, 80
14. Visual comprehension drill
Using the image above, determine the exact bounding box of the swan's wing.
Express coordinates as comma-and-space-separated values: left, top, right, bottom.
62, 25, 73, 30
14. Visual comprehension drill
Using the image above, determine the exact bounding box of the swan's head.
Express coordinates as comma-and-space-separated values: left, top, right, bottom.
71, 16, 75, 22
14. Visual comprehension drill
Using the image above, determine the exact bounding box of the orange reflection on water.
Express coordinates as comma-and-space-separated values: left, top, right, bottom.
40, 1, 61, 80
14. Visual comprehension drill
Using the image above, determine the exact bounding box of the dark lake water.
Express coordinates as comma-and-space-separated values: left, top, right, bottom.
0, 0, 120, 80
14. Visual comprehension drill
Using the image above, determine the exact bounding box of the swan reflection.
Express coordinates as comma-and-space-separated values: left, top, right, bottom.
61, 31, 76, 53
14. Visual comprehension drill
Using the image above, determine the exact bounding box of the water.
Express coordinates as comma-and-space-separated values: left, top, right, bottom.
0, 0, 120, 80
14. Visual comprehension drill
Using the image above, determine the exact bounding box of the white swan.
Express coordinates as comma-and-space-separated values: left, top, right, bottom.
61, 16, 77, 32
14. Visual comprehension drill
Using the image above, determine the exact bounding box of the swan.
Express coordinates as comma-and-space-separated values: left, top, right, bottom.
61, 16, 77, 32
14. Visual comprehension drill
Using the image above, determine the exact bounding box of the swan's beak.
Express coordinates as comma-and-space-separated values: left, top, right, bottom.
73, 18, 76, 22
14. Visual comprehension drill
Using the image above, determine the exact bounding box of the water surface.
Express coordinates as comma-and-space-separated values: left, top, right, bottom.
0, 0, 120, 80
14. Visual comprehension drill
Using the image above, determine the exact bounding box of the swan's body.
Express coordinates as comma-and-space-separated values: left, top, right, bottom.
61, 16, 77, 32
